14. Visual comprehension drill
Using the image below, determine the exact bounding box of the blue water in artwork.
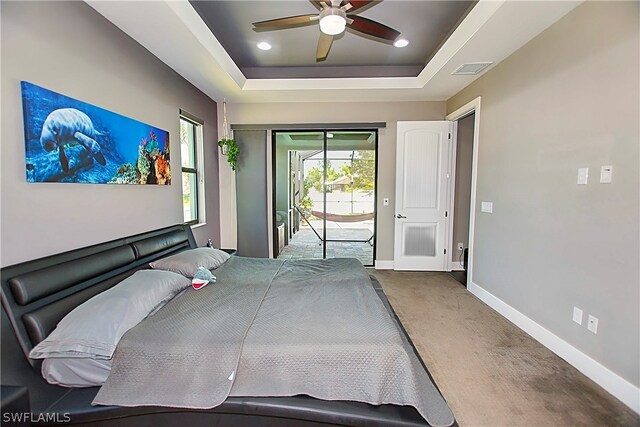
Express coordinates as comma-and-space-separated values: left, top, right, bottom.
21, 82, 171, 184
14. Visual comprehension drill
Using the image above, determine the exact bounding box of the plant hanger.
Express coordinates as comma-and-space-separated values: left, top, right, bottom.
218, 99, 239, 171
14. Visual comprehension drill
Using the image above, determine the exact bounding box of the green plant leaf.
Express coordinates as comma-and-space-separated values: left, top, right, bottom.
218, 138, 239, 171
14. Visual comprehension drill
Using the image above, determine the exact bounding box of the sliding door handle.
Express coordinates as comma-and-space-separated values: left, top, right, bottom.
396, 214, 406, 219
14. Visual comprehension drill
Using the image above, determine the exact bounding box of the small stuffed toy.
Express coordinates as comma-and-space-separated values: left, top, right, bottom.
192, 266, 216, 290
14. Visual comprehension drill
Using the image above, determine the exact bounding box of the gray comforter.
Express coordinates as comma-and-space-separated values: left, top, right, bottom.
93, 257, 454, 427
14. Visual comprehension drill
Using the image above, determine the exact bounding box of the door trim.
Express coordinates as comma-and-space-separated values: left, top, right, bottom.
445, 96, 481, 283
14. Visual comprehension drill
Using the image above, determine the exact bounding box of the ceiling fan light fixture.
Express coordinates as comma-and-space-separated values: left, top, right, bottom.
319, 8, 346, 35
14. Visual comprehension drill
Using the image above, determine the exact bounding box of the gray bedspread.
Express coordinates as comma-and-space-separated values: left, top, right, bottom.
93, 257, 454, 427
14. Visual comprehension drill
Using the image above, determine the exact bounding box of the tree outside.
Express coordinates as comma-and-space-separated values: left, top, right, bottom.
300, 150, 375, 218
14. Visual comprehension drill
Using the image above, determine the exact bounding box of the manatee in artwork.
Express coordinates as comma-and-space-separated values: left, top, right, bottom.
40, 108, 107, 173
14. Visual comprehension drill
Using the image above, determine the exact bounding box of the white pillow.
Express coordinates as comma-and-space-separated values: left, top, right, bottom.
149, 247, 230, 278
29, 270, 191, 360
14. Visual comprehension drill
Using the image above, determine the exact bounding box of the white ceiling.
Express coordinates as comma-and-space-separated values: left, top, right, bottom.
85, 0, 582, 103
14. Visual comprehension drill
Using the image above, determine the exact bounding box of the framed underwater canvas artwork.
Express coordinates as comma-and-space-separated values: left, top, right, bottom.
21, 81, 171, 185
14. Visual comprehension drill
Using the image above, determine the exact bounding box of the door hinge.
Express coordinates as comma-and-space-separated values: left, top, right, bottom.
444, 249, 447, 255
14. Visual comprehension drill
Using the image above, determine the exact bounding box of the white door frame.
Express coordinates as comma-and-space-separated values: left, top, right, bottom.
445, 97, 481, 283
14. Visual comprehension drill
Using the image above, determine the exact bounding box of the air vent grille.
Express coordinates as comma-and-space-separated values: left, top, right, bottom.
452, 62, 493, 75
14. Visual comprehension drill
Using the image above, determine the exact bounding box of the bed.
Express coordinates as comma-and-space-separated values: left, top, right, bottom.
1, 224, 455, 426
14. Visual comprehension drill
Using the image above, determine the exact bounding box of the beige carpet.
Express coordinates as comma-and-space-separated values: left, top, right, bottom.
372, 270, 639, 427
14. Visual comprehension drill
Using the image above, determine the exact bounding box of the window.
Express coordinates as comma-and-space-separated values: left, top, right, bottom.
180, 115, 203, 225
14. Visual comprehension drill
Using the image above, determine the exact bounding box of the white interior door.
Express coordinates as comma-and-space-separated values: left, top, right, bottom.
394, 121, 452, 270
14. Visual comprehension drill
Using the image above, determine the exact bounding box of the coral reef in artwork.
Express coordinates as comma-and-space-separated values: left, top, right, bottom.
110, 131, 172, 185
22, 81, 171, 185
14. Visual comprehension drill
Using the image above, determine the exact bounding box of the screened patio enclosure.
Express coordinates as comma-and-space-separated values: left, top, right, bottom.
273, 130, 377, 266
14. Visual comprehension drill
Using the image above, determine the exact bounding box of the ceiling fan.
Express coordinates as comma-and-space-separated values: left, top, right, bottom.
252, 0, 401, 62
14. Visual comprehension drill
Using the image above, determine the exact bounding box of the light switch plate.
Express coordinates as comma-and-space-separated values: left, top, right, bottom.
481, 202, 493, 213
577, 167, 589, 185
600, 165, 612, 184
572, 307, 583, 325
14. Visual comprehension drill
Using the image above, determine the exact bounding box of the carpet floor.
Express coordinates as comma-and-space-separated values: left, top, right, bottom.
371, 270, 639, 427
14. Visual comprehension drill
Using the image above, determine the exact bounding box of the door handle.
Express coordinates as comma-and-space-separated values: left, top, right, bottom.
396, 214, 407, 219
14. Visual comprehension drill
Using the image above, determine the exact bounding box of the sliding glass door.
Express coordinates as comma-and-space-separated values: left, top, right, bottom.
274, 130, 377, 266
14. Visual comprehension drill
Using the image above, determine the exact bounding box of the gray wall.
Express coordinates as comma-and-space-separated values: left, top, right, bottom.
451, 113, 474, 264
0, 1, 220, 267
235, 130, 270, 258
447, 1, 639, 387
226, 102, 446, 262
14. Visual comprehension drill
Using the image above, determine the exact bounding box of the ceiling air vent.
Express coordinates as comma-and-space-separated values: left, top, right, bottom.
452, 62, 493, 75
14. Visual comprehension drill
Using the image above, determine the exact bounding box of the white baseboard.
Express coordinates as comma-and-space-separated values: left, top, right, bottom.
375, 260, 394, 270
450, 261, 464, 271
468, 280, 640, 414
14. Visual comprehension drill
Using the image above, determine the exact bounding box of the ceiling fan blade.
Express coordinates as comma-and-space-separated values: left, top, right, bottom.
316, 33, 334, 61
342, 0, 373, 13
309, 1, 330, 11
346, 15, 400, 41
253, 14, 318, 29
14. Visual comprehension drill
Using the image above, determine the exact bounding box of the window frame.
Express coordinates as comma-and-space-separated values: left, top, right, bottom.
180, 112, 205, 227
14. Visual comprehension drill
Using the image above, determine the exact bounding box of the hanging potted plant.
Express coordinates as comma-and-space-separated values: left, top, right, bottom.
218, 137, 239, 171
218, 100, 239, 171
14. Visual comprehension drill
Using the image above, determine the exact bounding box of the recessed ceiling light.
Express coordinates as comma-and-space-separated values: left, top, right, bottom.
256, 42, 272, 51
393, 39, 409, 48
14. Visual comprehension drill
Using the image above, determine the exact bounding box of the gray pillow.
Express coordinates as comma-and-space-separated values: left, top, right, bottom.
149, 247, 230, 278
29, 270, 191, 360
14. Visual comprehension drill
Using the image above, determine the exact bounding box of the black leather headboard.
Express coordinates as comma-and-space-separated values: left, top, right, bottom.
0, 224, 197, 366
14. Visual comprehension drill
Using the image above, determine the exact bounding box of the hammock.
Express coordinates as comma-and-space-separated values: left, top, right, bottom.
294, 206, 374, 245
310, 210, 374, 223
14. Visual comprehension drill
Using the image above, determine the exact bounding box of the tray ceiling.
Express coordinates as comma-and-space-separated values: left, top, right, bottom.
86, 0, 582, 103
190, 0, 475, 78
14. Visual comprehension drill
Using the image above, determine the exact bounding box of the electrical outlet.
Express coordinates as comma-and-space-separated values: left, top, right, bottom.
587, 315, 598, 334
457, 243, 464, 251
572, 307, 583, 325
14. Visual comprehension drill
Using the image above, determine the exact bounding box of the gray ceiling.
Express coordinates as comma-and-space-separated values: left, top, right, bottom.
190, 0, 475, 79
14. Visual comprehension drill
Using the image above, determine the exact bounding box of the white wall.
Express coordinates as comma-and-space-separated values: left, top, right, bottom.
0, 1, 220, 267
448, 0, 639, 403
220, 101, 446, 260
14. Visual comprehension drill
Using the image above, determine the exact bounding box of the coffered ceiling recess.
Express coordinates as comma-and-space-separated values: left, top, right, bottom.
86, 0, 582, 103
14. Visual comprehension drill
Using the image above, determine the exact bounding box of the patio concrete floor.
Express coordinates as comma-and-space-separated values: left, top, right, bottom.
277, 224, 374, 266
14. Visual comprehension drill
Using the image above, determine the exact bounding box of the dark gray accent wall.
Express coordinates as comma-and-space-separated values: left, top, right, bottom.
235, 130, 270, 258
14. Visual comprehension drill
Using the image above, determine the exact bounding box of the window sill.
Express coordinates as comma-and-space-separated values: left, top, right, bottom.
189, 222, 207, 230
